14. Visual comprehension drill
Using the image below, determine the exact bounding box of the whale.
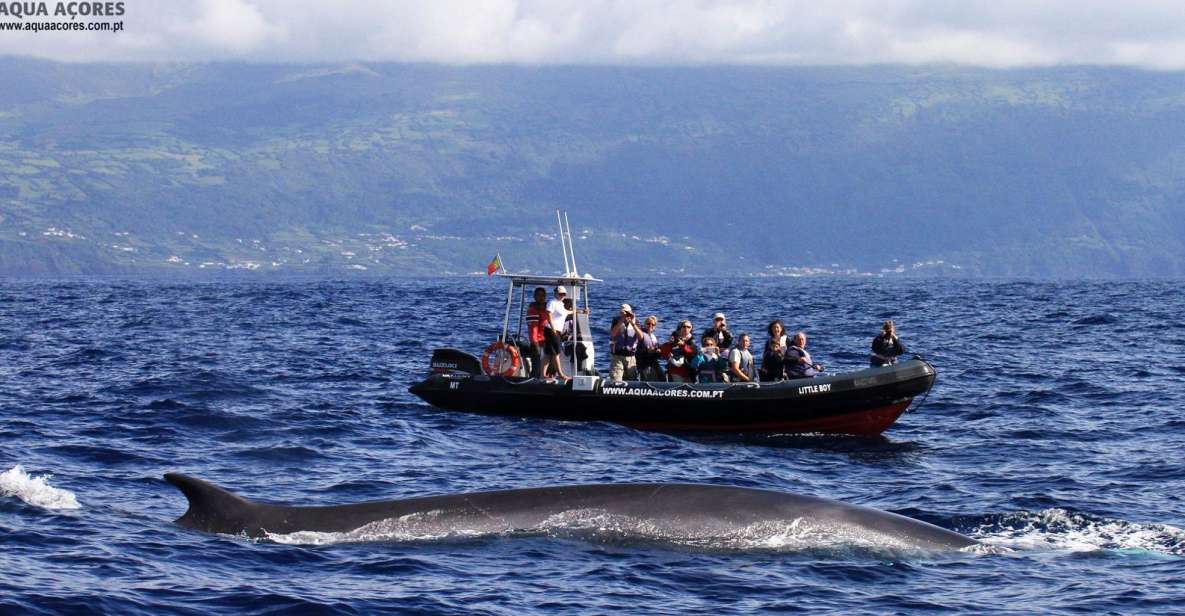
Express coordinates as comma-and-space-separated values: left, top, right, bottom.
164, 473, 977, 551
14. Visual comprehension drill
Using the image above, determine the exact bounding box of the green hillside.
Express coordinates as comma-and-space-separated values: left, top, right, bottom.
1, 60, 1183, 276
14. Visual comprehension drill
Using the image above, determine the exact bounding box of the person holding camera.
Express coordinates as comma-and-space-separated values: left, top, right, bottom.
870, 320, 907, 367
661, 320, 698, 383
702, 312, 733, 352
636, 315, 664, 381
608, 303, 644, 381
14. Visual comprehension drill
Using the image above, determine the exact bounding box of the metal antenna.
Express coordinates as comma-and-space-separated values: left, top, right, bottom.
556, 210, 571, 276
564, 211, 578, 277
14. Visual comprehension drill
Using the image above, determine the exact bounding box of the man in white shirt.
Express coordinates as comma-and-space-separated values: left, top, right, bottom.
547, 286, 570, 332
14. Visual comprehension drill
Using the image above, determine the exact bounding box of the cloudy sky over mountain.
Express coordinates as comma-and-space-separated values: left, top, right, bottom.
4, 0, 1185, 69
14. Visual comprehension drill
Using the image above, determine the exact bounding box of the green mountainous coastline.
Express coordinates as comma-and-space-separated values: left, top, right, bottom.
1, 59, 1183, 277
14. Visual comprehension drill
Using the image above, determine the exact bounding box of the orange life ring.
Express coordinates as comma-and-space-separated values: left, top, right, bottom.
481, 341, 522, 377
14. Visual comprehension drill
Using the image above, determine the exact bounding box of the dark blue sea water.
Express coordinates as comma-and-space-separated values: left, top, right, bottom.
2, 277, 1185, 614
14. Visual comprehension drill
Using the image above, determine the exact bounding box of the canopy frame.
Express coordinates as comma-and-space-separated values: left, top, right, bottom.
492, 211, 599, 378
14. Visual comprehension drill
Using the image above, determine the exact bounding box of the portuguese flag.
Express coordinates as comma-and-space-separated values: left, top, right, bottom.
486, 253, 502, 276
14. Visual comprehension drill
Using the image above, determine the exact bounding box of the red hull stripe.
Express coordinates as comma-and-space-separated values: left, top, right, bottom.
618, 401, 912, 435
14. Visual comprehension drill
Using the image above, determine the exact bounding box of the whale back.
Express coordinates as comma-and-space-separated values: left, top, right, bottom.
164, 474, 977, 549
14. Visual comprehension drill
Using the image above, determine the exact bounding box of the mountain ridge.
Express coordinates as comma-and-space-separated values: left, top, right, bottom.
1, 59, 1183, 277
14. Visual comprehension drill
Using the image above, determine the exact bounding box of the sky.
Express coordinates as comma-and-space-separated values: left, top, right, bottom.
4, 0, 1185, 69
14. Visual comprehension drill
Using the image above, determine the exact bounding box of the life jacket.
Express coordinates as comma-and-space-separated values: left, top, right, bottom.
731, 348, 755, 380
697, 349, 719, 381
525, 304, 548, 343
637, 331, 661, 366
784, 346, 818, 378
663, 339, 696, 379
611, 322, 639, 354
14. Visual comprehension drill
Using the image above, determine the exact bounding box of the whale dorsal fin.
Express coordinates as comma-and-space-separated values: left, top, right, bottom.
165, 473, 259, 535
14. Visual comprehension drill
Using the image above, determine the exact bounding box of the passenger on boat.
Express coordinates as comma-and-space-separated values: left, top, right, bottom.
760, 319, 789, 381
870, 320, 907, 367
698, 335, 725, 383
661, 320, 698, 383
545, 333, 570, 381
608, 304, 643, 381
547, 286, 570, 333
560, 297, 574, 337
729, 333, 756, 383
560, 297, 587, 370
545, 286, 577, 378
702, 313, 733, 351
636, 315, 664, 382
784, 331, 824, 379
525, 287, 549, 378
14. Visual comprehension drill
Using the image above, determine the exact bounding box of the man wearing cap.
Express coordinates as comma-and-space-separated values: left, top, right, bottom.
703, 312, 733, 352
547, 286, 570, 333
608, 303, 643, 381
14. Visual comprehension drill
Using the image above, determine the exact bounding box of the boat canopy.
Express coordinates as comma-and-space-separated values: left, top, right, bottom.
495, 272, 599, 377
492, 212, 600, 377
494, 273, 602, 286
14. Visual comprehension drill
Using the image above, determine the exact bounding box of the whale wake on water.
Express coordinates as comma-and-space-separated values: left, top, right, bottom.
1, 465, 80, 510
970, 508, 1185, 556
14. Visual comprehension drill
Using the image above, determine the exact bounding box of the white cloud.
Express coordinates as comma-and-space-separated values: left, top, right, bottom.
176, 0, 286, 54
2, 0, 1185, 69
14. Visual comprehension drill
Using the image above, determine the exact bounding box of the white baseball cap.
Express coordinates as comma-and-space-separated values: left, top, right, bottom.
713, 312, 726, 321
620, 303, 633, 314
555, 286, 568, 295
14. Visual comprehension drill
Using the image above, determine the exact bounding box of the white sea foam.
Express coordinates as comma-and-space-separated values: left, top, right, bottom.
266, 509, 491, 545
971, 508, 1185, 556
0, 465, 81, 510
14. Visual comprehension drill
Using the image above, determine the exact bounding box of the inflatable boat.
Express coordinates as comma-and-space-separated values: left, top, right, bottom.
409, 351, 934, 435
408, 212, 935, 435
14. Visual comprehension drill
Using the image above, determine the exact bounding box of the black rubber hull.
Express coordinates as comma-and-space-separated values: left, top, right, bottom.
409, 359, 935, 435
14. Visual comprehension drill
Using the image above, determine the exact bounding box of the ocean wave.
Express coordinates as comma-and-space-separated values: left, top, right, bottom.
112, 369, 268, 401
1071, 314, 1119, 326
969, 508, 1185, 556
0, 465, 81, 510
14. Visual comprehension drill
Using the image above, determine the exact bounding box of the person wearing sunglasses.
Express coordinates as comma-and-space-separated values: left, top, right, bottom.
702, 312, 733, 352
608, 303, 644, 381
661, 320, 698, 383
636, 315, 664, 382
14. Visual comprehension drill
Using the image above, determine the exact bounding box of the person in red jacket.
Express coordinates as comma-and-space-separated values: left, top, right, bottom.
660, 320, 698, 383
525, 287, 550, 378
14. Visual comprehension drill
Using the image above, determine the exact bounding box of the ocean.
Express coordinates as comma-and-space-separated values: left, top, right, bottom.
2, 277, 1184, 614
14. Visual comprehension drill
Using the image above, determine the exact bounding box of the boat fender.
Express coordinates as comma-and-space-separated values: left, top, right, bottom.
481, 341, 522, 377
